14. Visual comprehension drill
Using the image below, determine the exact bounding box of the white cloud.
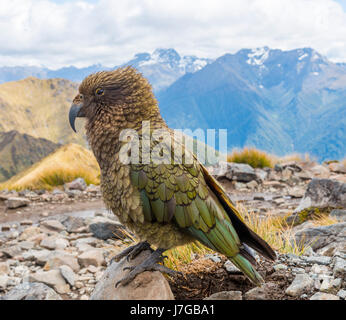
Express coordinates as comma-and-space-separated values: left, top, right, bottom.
0, 0, 346, 68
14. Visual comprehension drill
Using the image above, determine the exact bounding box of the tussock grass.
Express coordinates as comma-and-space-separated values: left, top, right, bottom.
163, 203, 340, 270
311, 213, 338, 227
0, 143, 100, 191
235, 203, 309, 256
164, 242, 212, 271
227, 147, 316, 169
227, 147, 275, 168
276, 152, 312, 164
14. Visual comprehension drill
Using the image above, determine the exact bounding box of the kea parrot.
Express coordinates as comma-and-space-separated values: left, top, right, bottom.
69, 67, 276, 287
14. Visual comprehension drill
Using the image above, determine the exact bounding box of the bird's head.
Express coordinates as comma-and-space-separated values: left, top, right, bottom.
69, 67, 160, 133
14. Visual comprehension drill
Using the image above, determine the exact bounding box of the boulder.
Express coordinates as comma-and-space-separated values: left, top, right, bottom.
61, 216, 86, 233
330, 209, 346, 222
88, 217, 126, 240
285, 274, 314, 297
0, 282, 62, 300
0, 262, 9, 276
329, 163, 346, 174
0, 275, 9, 290
59, 265, 76, 286
309, 292, 340, 300
204, 291, 242, 300
0, 245, 22, 258
5, 197, 30, 209
40, 236, 69, 250
228, 163, 258, 182
29, 270, 70, 294
64, 178, 87, 191
40, 220, 66, 232
19, 226, 42, 241
78, 249, 106, 267
90, 250, 174, 300
295, 179, 346, 213
244, 283, 278, 300
294, 222, 346, 251
44, 251, 80, 272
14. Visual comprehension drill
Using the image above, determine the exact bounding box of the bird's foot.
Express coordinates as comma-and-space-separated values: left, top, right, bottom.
115, 248, 182, 287
111, 241, 153, 264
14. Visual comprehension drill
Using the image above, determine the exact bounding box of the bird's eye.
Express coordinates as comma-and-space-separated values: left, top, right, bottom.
95, 88, 104, 96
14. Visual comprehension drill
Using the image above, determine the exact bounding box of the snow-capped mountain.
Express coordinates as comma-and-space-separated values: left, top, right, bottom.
0, 49, 212, 92
0, 47, 344, 161
158, 47, 346, 161
124, 48, 212, 91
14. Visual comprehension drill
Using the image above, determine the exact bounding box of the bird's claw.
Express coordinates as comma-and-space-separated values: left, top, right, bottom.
114, 248, 181, 288
111, 241, 153, 264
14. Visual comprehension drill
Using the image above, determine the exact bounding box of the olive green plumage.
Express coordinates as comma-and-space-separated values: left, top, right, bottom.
69, 67, 276, 286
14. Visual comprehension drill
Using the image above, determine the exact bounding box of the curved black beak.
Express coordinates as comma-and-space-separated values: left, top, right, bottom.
69, 104, 84, 133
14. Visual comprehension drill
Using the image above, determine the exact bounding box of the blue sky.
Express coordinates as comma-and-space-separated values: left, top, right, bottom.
1, 0, 346, 68
335, 0, 346, 10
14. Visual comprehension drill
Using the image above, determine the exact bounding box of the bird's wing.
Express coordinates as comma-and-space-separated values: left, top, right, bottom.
130, 149, 275, 261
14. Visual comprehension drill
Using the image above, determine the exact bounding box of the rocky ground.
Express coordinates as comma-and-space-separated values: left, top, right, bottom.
0, 161, 345, 300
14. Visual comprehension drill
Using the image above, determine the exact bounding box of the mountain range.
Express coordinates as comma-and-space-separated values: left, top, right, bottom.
0, 47, 345, 162
158, 47, 346, 161
0, 49, 211, 92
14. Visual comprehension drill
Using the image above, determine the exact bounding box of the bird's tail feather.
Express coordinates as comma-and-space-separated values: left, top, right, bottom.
230, 253, 264, 286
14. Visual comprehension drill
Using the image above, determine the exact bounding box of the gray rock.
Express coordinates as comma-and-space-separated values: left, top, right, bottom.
44, 251, 80, 272
0, 245, 22, 258
244, 283, 277, 300
0, 282, 62, 300
309, 292, 340, 300
329, 163, 346, 174
0, 275, 9, 290
205, 291, 242, 300
254, 168, 268, 181
228, 163, 258, 182
21, 249, 51, 265
205, 254, 221, 263
90, 250, 174, 300
294, 222, 346, 251
5, 197, 30, 209
310, 264, 331, 275
224, 260, 241, 273
333, 257, 346, 279
64, 178, 87, 191
18, 226, 42, 241
29, 270, 70, 294
337, 289, 346, 299
61, 216, 86, 233
88, 217, 126, 240
303, 256, 332, 266
0, 262, 9, 276
295, 179, 346, 213
59, 265, 75, 286
330, 209, 346, 222
320, 278, 342, 293
78, 249, 106, 267
40, 220, 66, 232
273, 264, 288, 271
40, 236, 69, 250
285, 274, 314, 297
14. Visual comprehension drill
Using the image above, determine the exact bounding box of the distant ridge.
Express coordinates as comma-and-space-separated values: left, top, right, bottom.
0, 130, 60, 182
158, 47, 346, 161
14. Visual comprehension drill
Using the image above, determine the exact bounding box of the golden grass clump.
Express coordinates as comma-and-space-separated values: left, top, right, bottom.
227, 147, 275, 168
0, 143, 100, 191
163, 204, 340, 271
276, 153, 312, 164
